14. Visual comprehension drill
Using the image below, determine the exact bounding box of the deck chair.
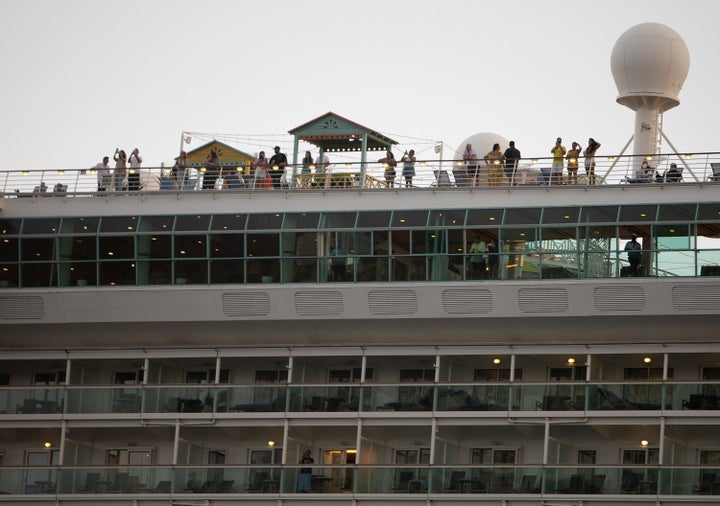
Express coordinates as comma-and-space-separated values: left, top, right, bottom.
108, 472, 128, 492
246, 471, 267, 492
697, 472, 716, 494
217, 480, 234, 493
452, 168, 469, 187
78, 472, 101, 492
621, 469, 639, 493
709, 163, 720, 181
471, 470, 492, 492
393, 471, 413, 492
589, 474, 606, 494
433, 170, 452, 187
152, 480, 171, 493
567, 474, 585, 493
444, 470, 465, 492
517, 474, 537, 493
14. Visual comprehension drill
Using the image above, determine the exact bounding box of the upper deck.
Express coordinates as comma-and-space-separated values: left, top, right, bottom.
1, 152, 720, 348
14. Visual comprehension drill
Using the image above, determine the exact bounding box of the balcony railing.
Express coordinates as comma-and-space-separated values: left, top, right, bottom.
2, 152, 720, 194
2, 465, 719, 496
2, 382, 719, 416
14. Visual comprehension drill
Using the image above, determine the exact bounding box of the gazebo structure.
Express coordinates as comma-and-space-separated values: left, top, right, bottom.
288, 112, 398, 188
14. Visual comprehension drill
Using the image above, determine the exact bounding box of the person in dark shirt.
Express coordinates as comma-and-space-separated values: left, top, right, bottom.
298, 449, 314, 492
624, 234, 642, 276
269, 146, 288, 189
503, 141, 521, 185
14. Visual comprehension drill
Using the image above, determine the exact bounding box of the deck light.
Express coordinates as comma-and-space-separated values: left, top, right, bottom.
643, 357, 652, 364
567, 357, 576, 365
641, 440, 649, 447
492, 358, 501, 365
44, 442, 52, 448
267, 440, 276, 447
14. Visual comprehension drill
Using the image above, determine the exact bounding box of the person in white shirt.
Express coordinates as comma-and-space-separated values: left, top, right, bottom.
128, 148, 142, 191
93, 156, 110, 191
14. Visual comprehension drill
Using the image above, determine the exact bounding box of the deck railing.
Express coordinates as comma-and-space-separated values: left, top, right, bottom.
3, 381, 718, 416
1, 152, 719, 194
2, 464, 720, 496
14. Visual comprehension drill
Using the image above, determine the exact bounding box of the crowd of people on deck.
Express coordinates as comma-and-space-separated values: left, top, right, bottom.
72, 138, 686, 193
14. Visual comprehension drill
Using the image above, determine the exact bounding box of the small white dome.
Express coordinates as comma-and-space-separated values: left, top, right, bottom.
455, 133, 510, 160
610, 23, 690, 112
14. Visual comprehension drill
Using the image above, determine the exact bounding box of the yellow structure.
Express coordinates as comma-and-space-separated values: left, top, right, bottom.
185, 140, 255, 174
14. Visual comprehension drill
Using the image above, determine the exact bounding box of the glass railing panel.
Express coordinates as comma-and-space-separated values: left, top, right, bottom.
512, 383, 589, 411
670, 382, 720, 410
0, 467, 57, 494
1, 387, 65, 414
364, 384, 434, 412
355, 466, 429, 494
287, 385, 362, 412
65, 386, 141, 414
659, 467, 720, 495
282, 466, 349, 493
143, 385, 215, 413
223, 385, 288, 413
173, 466, 251, 494
435, 384, 510, 411
57, 467, 173, 494
544, 466, 633, 494
591, 383, 665, 410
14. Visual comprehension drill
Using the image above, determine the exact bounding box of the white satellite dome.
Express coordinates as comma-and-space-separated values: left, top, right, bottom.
610, 22, 690, 112
455, 132, 510, 160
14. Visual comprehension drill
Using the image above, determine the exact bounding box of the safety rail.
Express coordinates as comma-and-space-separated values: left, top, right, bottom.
2, 152, 720, 195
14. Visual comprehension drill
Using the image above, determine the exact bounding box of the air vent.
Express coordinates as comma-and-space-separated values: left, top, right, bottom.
442, 289, 493, 314
518, 288, 569, 313
295, 291, 343, 316
0, 296, 44, 320
222, 292, 271, 317
594, 286, 646, 311
672, 285, 720, 311
368, 290, 417, 315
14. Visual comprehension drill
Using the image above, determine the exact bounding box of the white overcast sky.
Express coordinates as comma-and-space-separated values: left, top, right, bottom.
0, 0, 718, 170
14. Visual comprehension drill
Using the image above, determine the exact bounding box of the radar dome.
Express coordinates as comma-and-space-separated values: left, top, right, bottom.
610, 22, 689, 112
455, 132, 510, 160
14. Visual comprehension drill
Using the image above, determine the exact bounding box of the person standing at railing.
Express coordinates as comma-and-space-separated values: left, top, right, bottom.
468, 234, 487, 279
401, 149, 416, 187
252, 151, 270, 189
269, 146, 288, 189
487, 238, 499, 279
462, 143, 478, 186
113, 149, 127, 191
550, 137, 566, 185
566, 142, 582, 185
93, 156, 110, 191
202, 150, 220, 190
128, 148, 142, 191
298, 449, 314, 492
583, 138, 601, 185
301, 151, 314, 174
379, 151, 397, 188
171, 151, 188, 190
624, 234, 642, 276
503, 141, 521, 185
484, 143, 505, 186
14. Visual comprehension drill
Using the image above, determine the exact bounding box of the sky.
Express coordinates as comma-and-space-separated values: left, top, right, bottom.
0, 0, 718, 170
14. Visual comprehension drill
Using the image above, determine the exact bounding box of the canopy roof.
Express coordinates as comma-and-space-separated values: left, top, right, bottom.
184, 140, 255, 167
288, 111, 397, 153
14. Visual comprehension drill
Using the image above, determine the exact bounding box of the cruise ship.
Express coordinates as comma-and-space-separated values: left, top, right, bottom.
2, 24, 720, 506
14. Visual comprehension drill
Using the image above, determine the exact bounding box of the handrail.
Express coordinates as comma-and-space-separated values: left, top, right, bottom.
2, 151, 719, 194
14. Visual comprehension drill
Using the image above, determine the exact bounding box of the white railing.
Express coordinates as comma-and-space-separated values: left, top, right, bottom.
1, 152, 719, 195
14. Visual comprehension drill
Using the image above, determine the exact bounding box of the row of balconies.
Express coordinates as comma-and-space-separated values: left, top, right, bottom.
2, 382, 719, 416
3, 465, 720, 497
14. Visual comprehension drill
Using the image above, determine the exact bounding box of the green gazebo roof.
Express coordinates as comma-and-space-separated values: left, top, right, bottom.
288, 111, 397, 153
